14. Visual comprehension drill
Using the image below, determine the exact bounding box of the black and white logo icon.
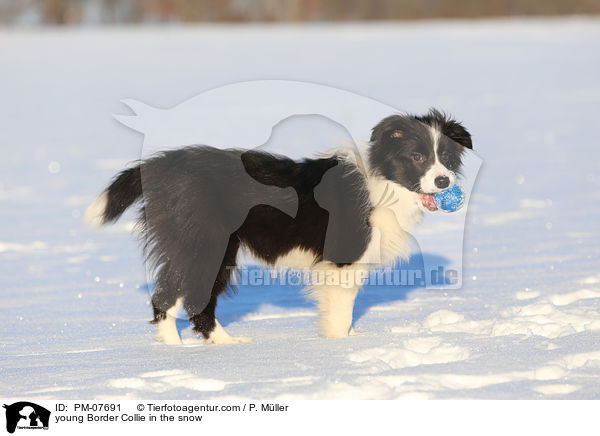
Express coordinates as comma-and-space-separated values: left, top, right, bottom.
3, 402, 50, 434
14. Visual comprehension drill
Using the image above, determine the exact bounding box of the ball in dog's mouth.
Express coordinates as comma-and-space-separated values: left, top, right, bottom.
418, 193, 438, 211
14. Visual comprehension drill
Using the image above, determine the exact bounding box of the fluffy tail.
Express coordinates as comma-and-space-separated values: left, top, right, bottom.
84, 165, 142, 227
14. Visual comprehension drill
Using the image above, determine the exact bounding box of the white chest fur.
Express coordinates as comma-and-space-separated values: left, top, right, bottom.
359, 175, 424, 266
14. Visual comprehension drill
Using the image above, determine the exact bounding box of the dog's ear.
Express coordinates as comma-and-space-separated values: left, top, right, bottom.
415, 108, 473, 149
441, 118, 473, 149
370, 115, 408, 143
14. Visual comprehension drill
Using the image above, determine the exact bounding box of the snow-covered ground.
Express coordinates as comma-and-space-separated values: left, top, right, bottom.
1, 18, 600, 400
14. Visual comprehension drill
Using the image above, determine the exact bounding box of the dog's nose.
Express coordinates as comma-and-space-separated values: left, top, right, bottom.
435, 176, 450, 189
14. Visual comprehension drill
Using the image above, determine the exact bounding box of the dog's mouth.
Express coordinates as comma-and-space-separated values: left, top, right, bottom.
418, 193, 438, 211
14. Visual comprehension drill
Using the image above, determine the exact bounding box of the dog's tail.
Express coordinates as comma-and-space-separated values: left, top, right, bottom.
84, 165, 142, 227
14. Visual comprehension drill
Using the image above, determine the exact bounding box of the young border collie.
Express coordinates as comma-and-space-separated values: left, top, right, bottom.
86, 109, 472, 345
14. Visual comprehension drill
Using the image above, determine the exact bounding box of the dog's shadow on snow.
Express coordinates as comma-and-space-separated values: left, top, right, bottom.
141, 252, 450, 332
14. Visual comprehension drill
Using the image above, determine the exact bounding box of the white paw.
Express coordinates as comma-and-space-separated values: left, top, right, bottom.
205, 336, 253, 345
156, 336, 183, 345
156, 333, 182, 345
155, 320, 182, 345
205, 319, 253, 345
181, 337, 204, 346
320, 319, 355, 338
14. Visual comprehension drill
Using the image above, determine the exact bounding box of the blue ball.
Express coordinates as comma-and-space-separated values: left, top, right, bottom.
433, 184, 464, 213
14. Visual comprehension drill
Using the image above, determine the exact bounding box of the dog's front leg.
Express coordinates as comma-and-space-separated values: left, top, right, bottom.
310, 265, 365, 338
318, 285, 359, 338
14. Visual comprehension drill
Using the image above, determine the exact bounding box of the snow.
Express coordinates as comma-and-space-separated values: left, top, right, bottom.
1, 18, 600, 400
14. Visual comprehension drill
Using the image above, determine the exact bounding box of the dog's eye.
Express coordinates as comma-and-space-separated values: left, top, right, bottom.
440, 151, 449, 161
412, 153, 425, 163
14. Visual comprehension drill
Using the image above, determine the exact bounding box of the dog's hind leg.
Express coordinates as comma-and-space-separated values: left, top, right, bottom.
188, 234, 252, 345
152, 297, 183, 345
206, 319, 252, 345
150, 262, 184, 345
190, 296, 252, 345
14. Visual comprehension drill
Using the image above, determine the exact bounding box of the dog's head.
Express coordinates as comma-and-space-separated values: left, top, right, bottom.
368, 109, 472, 211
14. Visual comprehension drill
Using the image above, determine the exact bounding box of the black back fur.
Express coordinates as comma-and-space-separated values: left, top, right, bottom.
106, 147, 372, 336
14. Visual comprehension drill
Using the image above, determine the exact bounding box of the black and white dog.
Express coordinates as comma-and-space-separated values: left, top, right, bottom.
86, 109, 472, 344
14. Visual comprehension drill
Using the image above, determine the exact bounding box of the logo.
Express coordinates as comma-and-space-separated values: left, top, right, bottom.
3, 402, 50, 434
